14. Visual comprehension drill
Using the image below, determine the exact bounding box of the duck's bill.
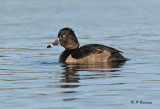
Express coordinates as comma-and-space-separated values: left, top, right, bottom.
47, 38, 60, 48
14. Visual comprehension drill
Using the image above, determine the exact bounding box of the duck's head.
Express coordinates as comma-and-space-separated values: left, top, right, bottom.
47, 28, 79, 50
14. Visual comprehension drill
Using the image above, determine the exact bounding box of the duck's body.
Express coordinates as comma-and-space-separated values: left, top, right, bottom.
59, 44, 126, 63
47, 28, 127, 63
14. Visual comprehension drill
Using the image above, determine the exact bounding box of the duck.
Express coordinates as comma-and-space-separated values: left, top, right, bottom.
47, 27, 128, 63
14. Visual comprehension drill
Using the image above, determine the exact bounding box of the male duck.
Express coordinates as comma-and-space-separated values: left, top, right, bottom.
47, 28, 127, 63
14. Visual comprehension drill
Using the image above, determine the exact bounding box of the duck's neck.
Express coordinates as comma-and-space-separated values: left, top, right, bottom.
65, 42, 79, 50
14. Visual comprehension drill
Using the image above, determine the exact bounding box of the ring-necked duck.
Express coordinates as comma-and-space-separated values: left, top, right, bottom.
47, 27, 128, 63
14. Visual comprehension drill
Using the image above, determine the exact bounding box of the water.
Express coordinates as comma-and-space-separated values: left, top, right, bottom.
0, 0, 160, 109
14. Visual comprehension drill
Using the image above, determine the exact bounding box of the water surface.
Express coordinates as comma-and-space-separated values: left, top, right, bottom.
0, 0, 160, 109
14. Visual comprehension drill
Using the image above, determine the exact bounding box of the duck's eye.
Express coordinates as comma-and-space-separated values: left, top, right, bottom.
63, 35, 66, 37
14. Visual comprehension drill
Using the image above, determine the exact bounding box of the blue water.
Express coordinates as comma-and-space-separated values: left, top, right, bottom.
0, 0, 160, 109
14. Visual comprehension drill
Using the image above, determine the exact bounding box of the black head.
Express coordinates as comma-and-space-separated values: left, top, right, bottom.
47, 28, 79, 50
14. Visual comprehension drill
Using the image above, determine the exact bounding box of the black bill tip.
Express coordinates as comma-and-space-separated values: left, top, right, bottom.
47, 45, 52, 48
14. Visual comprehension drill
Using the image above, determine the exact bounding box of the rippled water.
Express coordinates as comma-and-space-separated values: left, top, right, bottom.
0, 0, 160, 109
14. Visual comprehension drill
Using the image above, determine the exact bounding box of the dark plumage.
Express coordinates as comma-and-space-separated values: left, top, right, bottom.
47, 28, 128, 63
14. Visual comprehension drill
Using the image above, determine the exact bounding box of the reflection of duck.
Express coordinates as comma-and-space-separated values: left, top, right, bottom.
49, 62, 126, 102
60, 66, 80, 88
47, 27, 128, 63
64, 61, 125, 72
58, 61, 125, 88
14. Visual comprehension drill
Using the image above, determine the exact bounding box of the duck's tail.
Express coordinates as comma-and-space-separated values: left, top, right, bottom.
125, 58, 130, 61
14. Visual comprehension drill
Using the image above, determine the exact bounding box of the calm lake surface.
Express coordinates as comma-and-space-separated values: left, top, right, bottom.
0, 0, 160, 109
